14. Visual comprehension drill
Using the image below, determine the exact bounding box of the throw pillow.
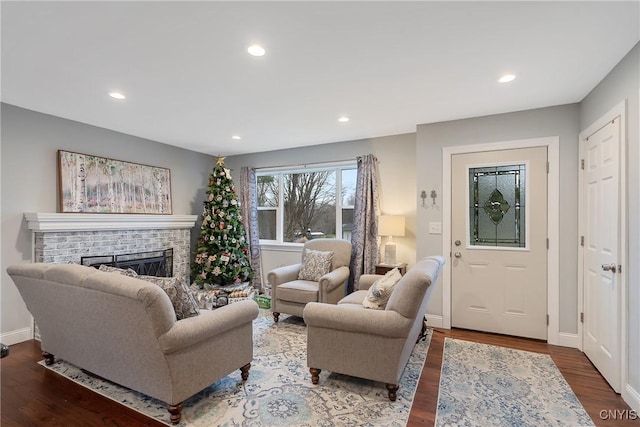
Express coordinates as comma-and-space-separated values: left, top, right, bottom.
298, 249, 334, 281
98, 264, 138, 277
363, 268, 402, 310
137, 275, 200, 320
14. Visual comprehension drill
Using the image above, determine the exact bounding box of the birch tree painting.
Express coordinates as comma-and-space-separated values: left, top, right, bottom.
58, 150, 172, 214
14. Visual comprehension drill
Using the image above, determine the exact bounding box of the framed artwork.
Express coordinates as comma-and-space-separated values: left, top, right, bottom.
58, 150, 172, 214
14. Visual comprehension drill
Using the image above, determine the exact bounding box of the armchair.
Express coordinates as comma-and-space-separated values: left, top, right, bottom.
268, 239, 352, 322
303, 256, 445, 400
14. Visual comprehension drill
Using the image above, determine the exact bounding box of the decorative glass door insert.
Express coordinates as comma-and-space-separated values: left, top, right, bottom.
468, 164, 526, 248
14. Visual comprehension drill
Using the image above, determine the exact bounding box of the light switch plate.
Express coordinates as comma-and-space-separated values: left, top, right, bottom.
429, 222, 442, 234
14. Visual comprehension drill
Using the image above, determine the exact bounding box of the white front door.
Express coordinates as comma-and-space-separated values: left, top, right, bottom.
582, 116, 621, 393
451, 147, 548, 340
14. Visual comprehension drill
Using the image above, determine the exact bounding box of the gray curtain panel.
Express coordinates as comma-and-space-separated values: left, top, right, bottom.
240, 167, 263, 292
348, 154, 380, 293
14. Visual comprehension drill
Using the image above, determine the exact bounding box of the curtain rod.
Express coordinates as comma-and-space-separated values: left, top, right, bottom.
256, 159, 357, 173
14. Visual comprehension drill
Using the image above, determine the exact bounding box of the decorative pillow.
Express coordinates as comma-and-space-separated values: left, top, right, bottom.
137, 275, 200, 320
298, 249, 334, 281
363, 268, 402, 310
98, 264, 138, 277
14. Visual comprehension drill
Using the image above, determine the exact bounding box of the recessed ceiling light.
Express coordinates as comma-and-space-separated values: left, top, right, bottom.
109, 92, 126, 100
232, 135, 241, 140
498, 74, 516, 83
338, 116, 350, 123
247, 45, 266, 57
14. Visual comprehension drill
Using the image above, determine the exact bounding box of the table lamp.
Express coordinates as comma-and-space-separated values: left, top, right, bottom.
378, 215, 405, 265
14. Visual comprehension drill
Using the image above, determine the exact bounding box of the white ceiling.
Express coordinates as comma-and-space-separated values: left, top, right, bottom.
2, 1, 639, 156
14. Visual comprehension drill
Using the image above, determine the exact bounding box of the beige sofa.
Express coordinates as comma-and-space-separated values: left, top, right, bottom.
303, 256, 445, 400
7, 263, 259, 424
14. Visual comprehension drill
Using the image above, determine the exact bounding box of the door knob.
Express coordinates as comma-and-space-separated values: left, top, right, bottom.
454, 252, 462, 258
454, 240, 461, 246
601, 263, 617, 273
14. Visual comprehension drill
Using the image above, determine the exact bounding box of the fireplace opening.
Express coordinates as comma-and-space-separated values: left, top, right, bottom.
81, 248, 173, 277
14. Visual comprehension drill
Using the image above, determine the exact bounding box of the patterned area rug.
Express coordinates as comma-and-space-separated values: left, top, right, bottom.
40, 310, 430, 426
435, 338, 595, 427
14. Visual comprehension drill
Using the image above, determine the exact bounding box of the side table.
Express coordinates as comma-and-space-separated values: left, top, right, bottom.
375, 263, 407, 276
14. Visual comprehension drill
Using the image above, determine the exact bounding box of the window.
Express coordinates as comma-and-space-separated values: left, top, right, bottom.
257, 163, 356, 243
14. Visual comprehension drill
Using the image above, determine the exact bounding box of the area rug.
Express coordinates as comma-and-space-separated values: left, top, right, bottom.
40, 310, 430, 426
435, 338, 595, 427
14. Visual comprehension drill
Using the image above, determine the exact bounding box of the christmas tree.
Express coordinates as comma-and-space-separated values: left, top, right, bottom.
191, 157, 253, 288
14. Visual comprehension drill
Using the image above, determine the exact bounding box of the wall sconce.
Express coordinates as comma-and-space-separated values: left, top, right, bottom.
420, 190, 438, 207
420, 190, 427, 207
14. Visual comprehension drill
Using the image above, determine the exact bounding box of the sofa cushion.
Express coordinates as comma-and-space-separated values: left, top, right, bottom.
98, 264, 138, 277
137, 275, 200, 320
362, 268, 402, 310
298, 249, 333, 281
338, 290, 368, 306
277, 280, 319, 304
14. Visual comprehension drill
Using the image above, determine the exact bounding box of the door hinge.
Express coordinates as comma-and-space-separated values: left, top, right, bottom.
546, 238, 549, 249
580, 312, 584, 323
546, 314, 549, 325
546, 161, 550, 173
580, 236, 584, 247
581, 159, 585, 170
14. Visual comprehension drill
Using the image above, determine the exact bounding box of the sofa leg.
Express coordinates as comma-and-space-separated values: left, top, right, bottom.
386, 383, 399, 401
310, 367, 321, 384
42, 351, 55, 365
168, 402, 183, 424
240, 363, 251, 381
273, 312, 280, 323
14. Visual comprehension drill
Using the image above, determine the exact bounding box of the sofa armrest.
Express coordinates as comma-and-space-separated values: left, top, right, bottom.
303, 302, 412, 338
319, 266, 350, 293
159, 299, 259, 354
268, 264, 301, 287
356, 274, 383, 291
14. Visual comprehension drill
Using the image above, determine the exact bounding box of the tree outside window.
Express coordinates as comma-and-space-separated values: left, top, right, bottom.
257, 165, 356, 243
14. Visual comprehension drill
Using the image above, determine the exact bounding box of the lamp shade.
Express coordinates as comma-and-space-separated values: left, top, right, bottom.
378, 215, 405, 237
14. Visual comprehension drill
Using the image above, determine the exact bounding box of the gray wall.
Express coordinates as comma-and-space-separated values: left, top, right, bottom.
1, 104, 214, 342
224, 133, 419, 267
580, 43, 639, 403
415, 104, 580, 329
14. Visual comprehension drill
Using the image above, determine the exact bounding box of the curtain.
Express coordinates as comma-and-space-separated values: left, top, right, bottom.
348, 154, 380, 293
239, 167, 263, 292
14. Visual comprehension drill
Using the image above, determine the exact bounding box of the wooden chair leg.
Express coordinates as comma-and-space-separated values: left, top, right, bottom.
386, 383, 399, 401
168, 402, 183, 424
310, 368, 321, 385
273, 312, 280, 323
42, 351, 55, 365
240, 363, 251, 381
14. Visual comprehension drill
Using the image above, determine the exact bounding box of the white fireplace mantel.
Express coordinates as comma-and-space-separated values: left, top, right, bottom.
24, 213, 198, 232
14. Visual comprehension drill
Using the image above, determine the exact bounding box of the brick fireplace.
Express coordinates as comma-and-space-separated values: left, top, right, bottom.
24, 213, 198, 286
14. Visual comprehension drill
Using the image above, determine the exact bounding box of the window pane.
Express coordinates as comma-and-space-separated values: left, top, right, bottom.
342, 208, 354, 240
283, 171, 336, 242
257, 175, 278, 207
258, 209, 276, 240
341, 168, 357, 207
469, 164, 526, 247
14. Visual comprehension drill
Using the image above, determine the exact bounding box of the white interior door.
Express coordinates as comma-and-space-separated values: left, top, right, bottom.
582, 116, 621, 393
451, 147, 548, 340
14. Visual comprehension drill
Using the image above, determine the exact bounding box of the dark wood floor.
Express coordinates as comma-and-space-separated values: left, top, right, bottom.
2, 328, 637, 426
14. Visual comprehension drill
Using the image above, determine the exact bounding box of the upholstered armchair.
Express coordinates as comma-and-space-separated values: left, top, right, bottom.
303, 256, 445, 400
268, 238, 352, 322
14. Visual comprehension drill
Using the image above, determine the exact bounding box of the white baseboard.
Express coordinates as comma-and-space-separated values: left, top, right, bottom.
1, 327, 33, 346
426, 314, 444, 329
556, 332, 581, 349
623, 383, 640, 413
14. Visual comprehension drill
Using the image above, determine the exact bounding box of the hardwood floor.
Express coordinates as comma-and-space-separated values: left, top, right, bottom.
2, 329, 637, 426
